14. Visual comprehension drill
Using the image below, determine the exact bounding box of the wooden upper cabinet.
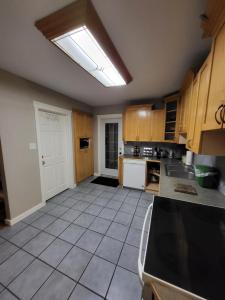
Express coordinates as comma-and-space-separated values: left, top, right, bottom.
178, 71, 194, 134
192, 54, 212, 153
201, 0, 225, 38
186, 77, 199, 150
123, 105, 152, 141
74, 111, 93, 137
203, 22, 225, 130
85, 114, 93, 137
123, 107, 139, 141
151, 109, 165, 142
138, 108, 152, 141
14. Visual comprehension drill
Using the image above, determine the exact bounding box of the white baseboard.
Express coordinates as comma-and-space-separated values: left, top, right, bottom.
5, 202, 45, 226
69, 183, 77, 189
94, 173, 100, 177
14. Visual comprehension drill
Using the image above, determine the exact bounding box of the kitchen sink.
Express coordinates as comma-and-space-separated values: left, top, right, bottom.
165, 163, 195, 180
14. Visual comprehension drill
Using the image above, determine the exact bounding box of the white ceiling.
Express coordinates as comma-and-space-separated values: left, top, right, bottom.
0, 0, 210, 106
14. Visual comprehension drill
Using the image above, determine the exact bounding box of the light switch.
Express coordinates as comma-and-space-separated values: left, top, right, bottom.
29, 143, 37, 150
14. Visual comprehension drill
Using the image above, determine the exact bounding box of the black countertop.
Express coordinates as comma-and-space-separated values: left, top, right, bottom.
144, 196, 225, 300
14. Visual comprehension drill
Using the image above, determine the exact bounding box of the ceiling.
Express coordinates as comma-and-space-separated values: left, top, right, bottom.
0, 0, 210, 106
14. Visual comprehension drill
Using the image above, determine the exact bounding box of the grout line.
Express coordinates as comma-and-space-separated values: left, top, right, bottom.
0, 184, 153, 300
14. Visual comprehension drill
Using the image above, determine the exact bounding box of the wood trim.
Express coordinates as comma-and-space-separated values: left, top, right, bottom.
201, 0, 225, 38
35, 0, 132, 84
181, 70, 195, 92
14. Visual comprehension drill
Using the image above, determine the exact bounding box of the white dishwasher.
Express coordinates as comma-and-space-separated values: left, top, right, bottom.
123, 159, 146, 190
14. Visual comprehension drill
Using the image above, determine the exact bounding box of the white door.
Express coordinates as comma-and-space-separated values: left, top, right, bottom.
38, 110, 68, 200
100, 118, 123, 177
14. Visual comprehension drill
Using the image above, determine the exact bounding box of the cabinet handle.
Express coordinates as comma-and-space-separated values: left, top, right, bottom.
215, 104, 224, 125
221, 105, 225, 124
187, 139, 192, 148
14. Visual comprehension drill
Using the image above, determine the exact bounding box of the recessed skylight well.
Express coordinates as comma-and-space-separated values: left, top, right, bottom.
35, 0, 132, 87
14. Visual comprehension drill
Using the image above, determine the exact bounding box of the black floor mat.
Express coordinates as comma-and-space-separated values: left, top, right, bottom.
91, 176, 119, 187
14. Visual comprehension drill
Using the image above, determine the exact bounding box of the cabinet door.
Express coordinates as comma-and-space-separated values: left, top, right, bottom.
201, 0, 225, 37
85, 114, 93, 137
123, 108, 139, 141
186, 77, 199, 150
203, 22, 225, 130
183, 84, 193, 133
74, 112, 86, 137
151, 109, 165, 142
178, 92, 185, 133
192, 55, 212, 153
138, 108, 152, 141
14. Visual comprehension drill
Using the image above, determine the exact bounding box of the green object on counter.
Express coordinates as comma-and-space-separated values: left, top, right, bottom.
194, 165, 219, 189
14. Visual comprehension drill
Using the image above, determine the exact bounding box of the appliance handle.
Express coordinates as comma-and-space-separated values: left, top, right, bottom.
138, 203, 153, 286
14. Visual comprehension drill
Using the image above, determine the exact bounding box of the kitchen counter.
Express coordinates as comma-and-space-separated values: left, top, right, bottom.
121, 154, 160, 163
120, 155, 225, 209
143, 196, 225, 300
159, 158, 225, 209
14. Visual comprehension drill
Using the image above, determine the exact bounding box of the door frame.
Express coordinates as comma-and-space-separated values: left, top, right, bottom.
34, 101, 75, 203
97, 114, 123, 177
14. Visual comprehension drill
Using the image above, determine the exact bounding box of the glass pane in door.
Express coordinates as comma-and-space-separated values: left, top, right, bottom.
105, 123, 118, 169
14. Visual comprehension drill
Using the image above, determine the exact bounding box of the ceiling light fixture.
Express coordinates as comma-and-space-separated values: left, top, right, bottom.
35, 0, 132, 87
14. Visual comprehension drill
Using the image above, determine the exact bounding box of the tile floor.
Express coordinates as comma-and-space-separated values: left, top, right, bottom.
0, 177, 153, 300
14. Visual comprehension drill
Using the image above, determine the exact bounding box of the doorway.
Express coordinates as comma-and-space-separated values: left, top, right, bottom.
98, 115, 123, 177
34, 102, 74, 202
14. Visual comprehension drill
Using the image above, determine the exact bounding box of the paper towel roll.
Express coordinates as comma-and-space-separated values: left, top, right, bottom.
186, 151, 193, 166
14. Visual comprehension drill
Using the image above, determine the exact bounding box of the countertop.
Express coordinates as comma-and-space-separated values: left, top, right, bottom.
144, 196, 225, 300
120, 155, 225, 209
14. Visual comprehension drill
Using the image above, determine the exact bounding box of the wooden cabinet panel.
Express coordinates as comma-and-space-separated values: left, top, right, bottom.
183, 84, 193, 133
138, 109, 152, 141
74, 112, 93, 137
123, 105, 152, 141
123, 107, 139, 141
201, 0, 225, 38
192, 55, 212, 153
179, 72, 194, 134
73, 111, 93, 183
186, 78, 199, 150
203, 22, 225, 130
85, 114, 93, 137
151, 109, 165, 142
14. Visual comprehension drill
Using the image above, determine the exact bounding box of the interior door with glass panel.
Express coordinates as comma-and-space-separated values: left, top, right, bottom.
100, 118, 123, 177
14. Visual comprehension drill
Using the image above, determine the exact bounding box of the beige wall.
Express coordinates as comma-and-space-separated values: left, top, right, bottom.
0, 69, 92, 220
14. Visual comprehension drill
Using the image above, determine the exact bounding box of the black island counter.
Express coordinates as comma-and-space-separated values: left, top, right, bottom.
140, 196, 225, 300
